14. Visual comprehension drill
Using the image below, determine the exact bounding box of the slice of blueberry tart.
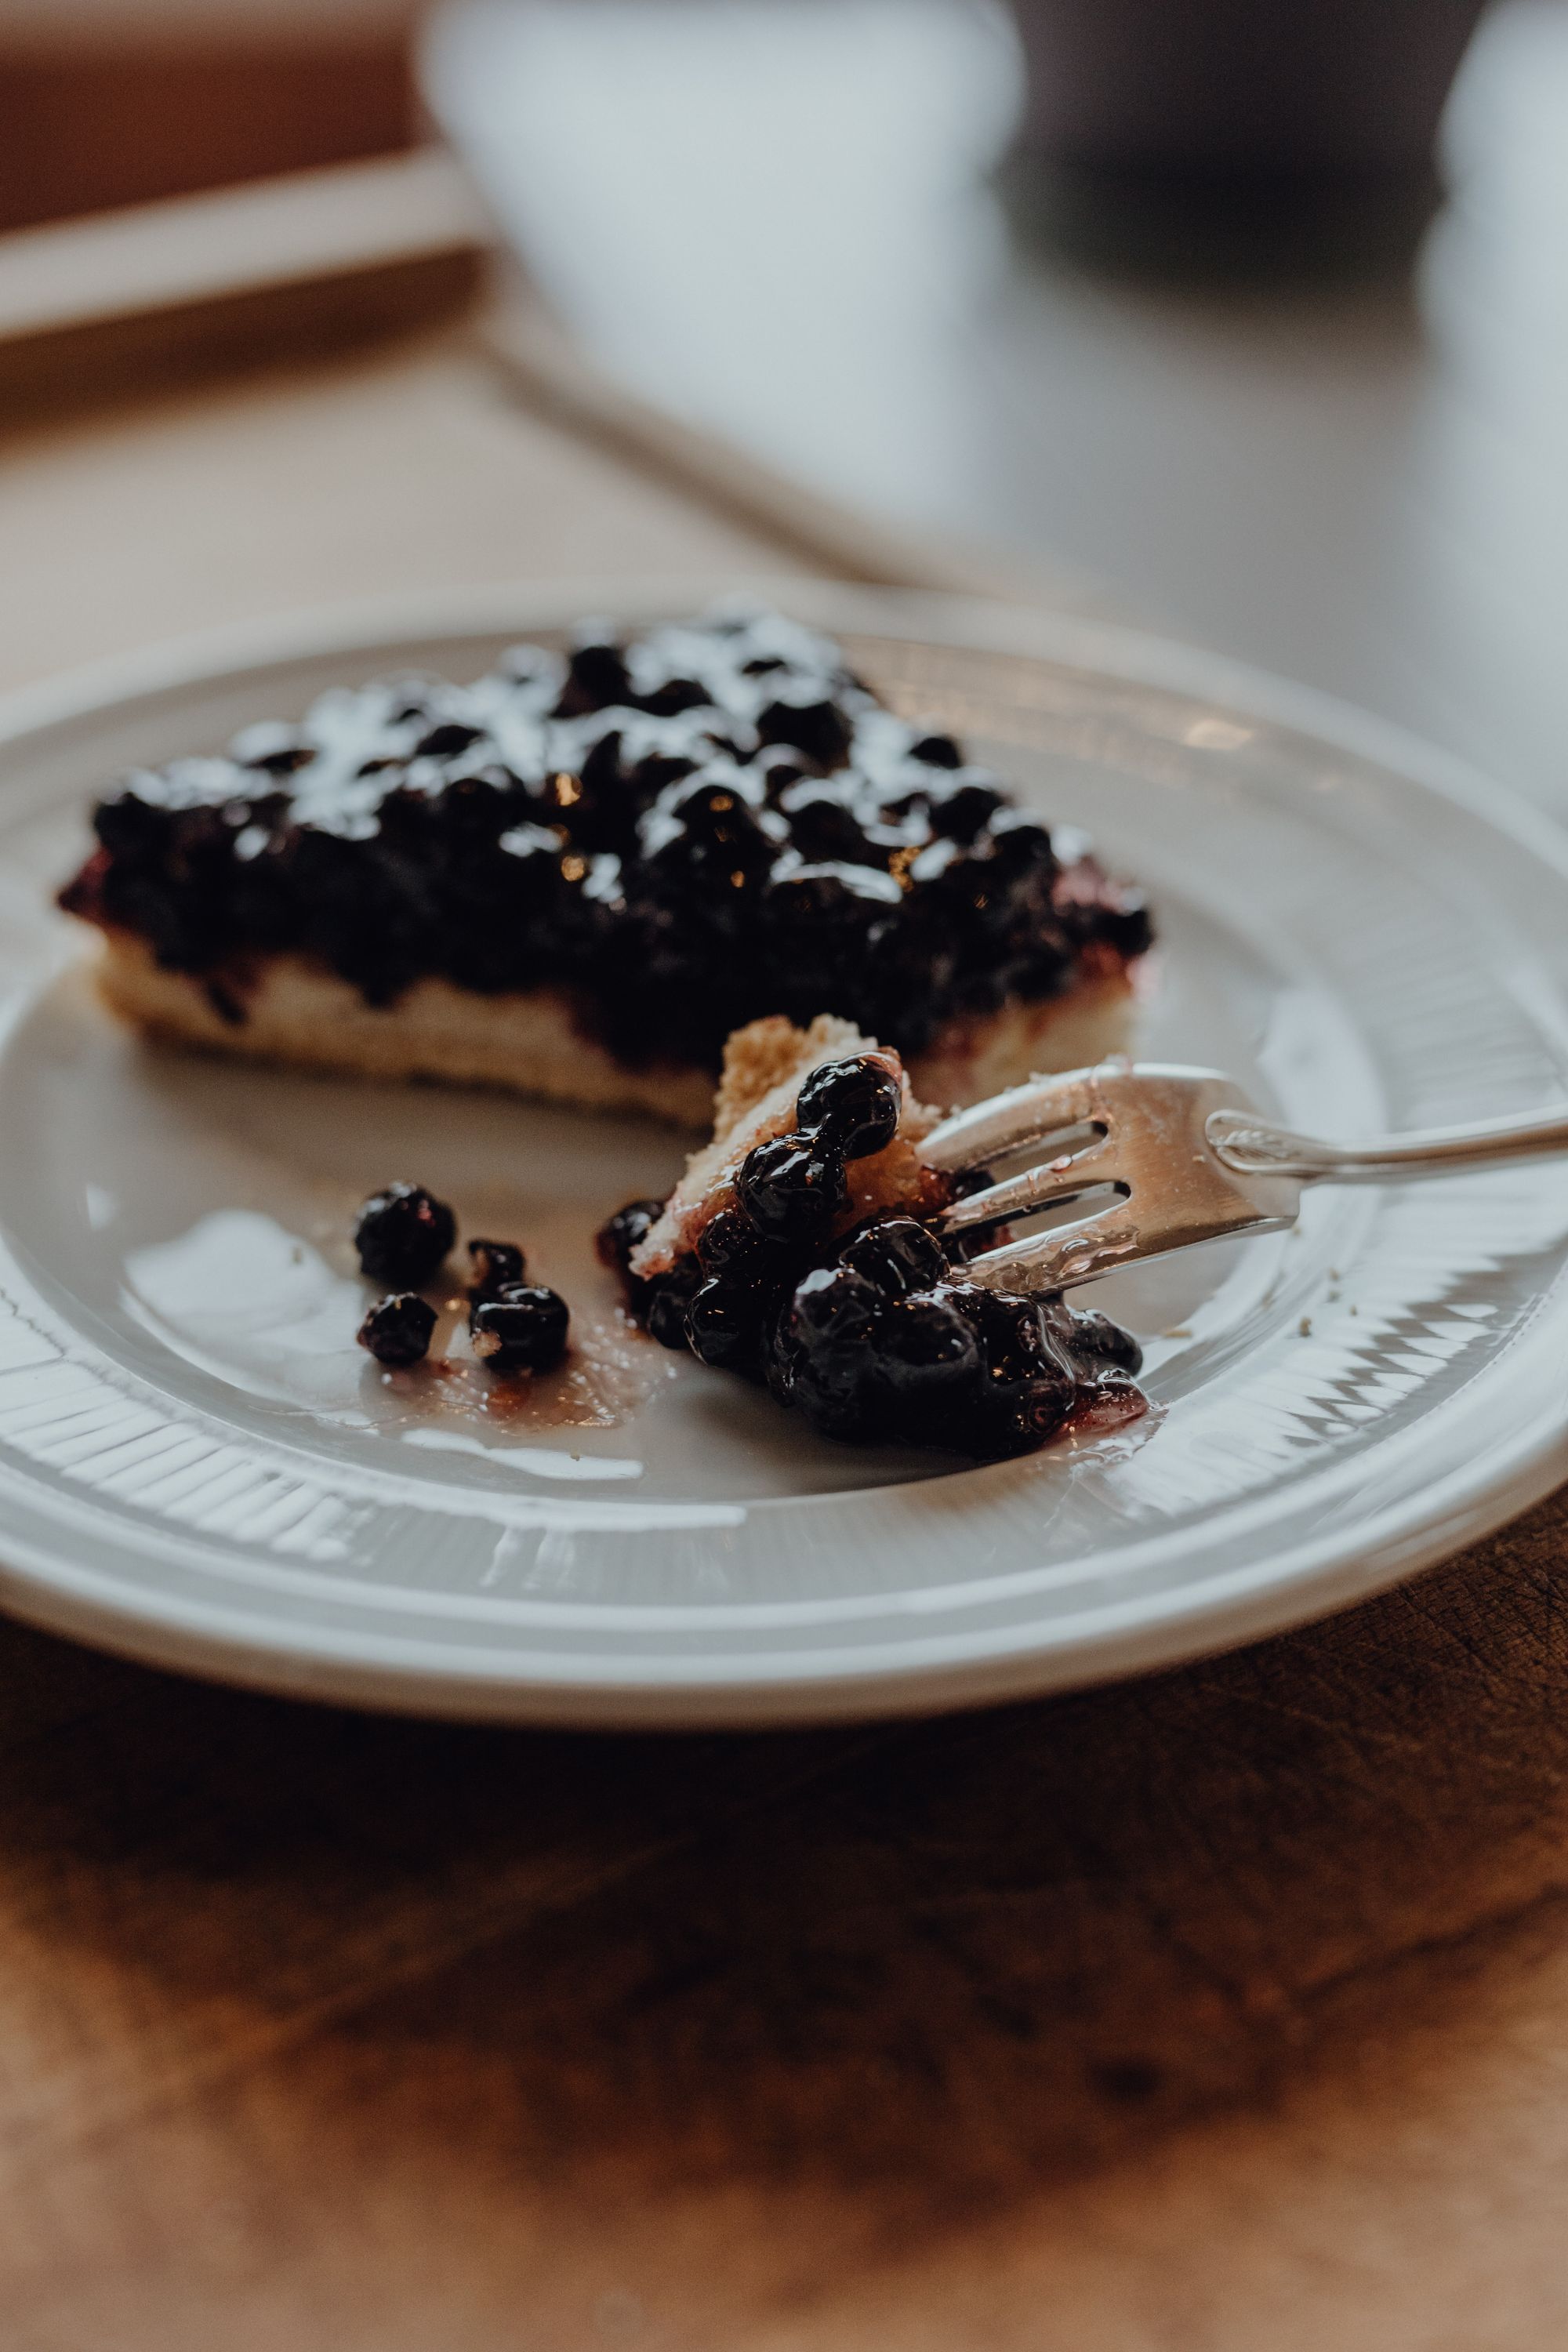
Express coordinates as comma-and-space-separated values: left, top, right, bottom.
598, 1014, 1145, 1458
58, 608, 1152, 1124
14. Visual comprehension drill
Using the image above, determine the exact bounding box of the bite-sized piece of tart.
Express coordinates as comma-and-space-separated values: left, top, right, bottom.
597, 1014, 1145, 1459
59, 607, 1152, 1125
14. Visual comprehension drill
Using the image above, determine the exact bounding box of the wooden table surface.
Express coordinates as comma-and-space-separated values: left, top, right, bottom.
3, 312, 1566, 2350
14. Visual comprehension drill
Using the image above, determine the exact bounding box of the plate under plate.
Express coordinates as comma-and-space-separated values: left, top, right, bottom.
0, 581, 1565, 1724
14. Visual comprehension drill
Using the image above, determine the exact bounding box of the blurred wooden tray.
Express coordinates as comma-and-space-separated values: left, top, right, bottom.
0, 148, 491, 422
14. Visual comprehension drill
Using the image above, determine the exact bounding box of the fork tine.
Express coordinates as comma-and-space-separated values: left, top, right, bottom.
923, 1064, 1302, 1295
934, 1134, 1122, 1237
960, 1199, 1144, 1292
920, 1069, 1113, 1175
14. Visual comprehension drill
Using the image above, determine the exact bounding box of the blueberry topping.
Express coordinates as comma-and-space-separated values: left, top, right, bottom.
924, 776, 1006, 844
837, 1214, 949, 1298
694, 1205, 786, 1284
354, 1183, 456, 1287
595, 1198, 663, 1282
639, 774, 773, 894
776, 786, 871, 865
357, 1292, 437, 1367
601, 1125, 1144, 1454
756, 695, 852, 770
684, 1277, 766, 1374
909, 731, 963, 768
775, 1229, 1135, 1453
63, 611, 1151, 1085
789, 1263, 883, 1350
1069, 1308, 1145, 1374
794, 1055, 902, 1160
875, 1294, 981, 1386
470, 1283, 569, 1374
415, 721, 482, 760
556, 633, 632, 716
735, 1132, 848, 1246
466, 1238, 527, 1299
644, 1268, 702, 1349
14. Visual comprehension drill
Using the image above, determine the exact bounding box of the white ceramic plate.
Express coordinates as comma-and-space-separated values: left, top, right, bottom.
1, 581, 1566, 1726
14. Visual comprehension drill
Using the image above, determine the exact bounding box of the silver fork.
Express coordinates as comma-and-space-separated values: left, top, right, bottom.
920, 1062, 1568, 1294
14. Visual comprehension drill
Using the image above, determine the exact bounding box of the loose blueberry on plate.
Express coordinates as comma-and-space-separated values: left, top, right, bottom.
595, 1199, 662, 1283
470, 1284, 570, 1374
466, 1238, 527, 1299
354, 1182, 456, 1287
358, 1292, 437, 1367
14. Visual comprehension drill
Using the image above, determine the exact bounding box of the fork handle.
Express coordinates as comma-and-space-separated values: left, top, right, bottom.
1207, 1102, 1568, 1184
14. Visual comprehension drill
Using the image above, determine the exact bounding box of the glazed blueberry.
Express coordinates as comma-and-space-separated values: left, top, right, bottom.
756, 695, 852, 771
924, 776, 1006, 844
694, 1205, 786, 1285
354, 1183, 456, 1287
470, 1283, 569, 1374
948, 1285, 1079, 1448
908, 731, 963, 769
982, 809, 1056, 876
640, 777, 773, 893
684, 1277, 766, 1374
644, 1266, 702, 1350
777, 786, 871, 865
415, 720, 483, 760
466, 1238, 527, 1299
637, 675, 710, 718
874, 1294, 981, 1392
789, 1263, 884, 1351
1069, 1308, 1145, 1375
357, 1291, 437, 1367
596, 1198, 663, 1283
556, 633, 632, 715
838, 1215, 949, 1298
779, 1266, 887, 1440
735, 1132, 847, 1246
794, 1055, 902, 1160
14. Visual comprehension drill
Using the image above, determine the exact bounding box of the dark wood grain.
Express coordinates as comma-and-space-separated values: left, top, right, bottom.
0, 38, 416, 235
3, 1489, 1566, 2347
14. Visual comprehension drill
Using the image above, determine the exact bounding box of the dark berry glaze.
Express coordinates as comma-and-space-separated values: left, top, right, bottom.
60, 608, 1152, 1078
599, 1054, 1145, 1460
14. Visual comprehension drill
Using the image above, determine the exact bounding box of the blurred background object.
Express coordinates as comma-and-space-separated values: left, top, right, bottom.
0, 0, 423, 231
426, 0, 1024, 532
0, 151, 488, 421
1007, 0, 1490, 272
4, 0, 1568, 808
428, 0, 1568, 809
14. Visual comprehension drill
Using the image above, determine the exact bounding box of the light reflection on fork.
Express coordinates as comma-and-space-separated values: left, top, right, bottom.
921, 1062, 1568, 1295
